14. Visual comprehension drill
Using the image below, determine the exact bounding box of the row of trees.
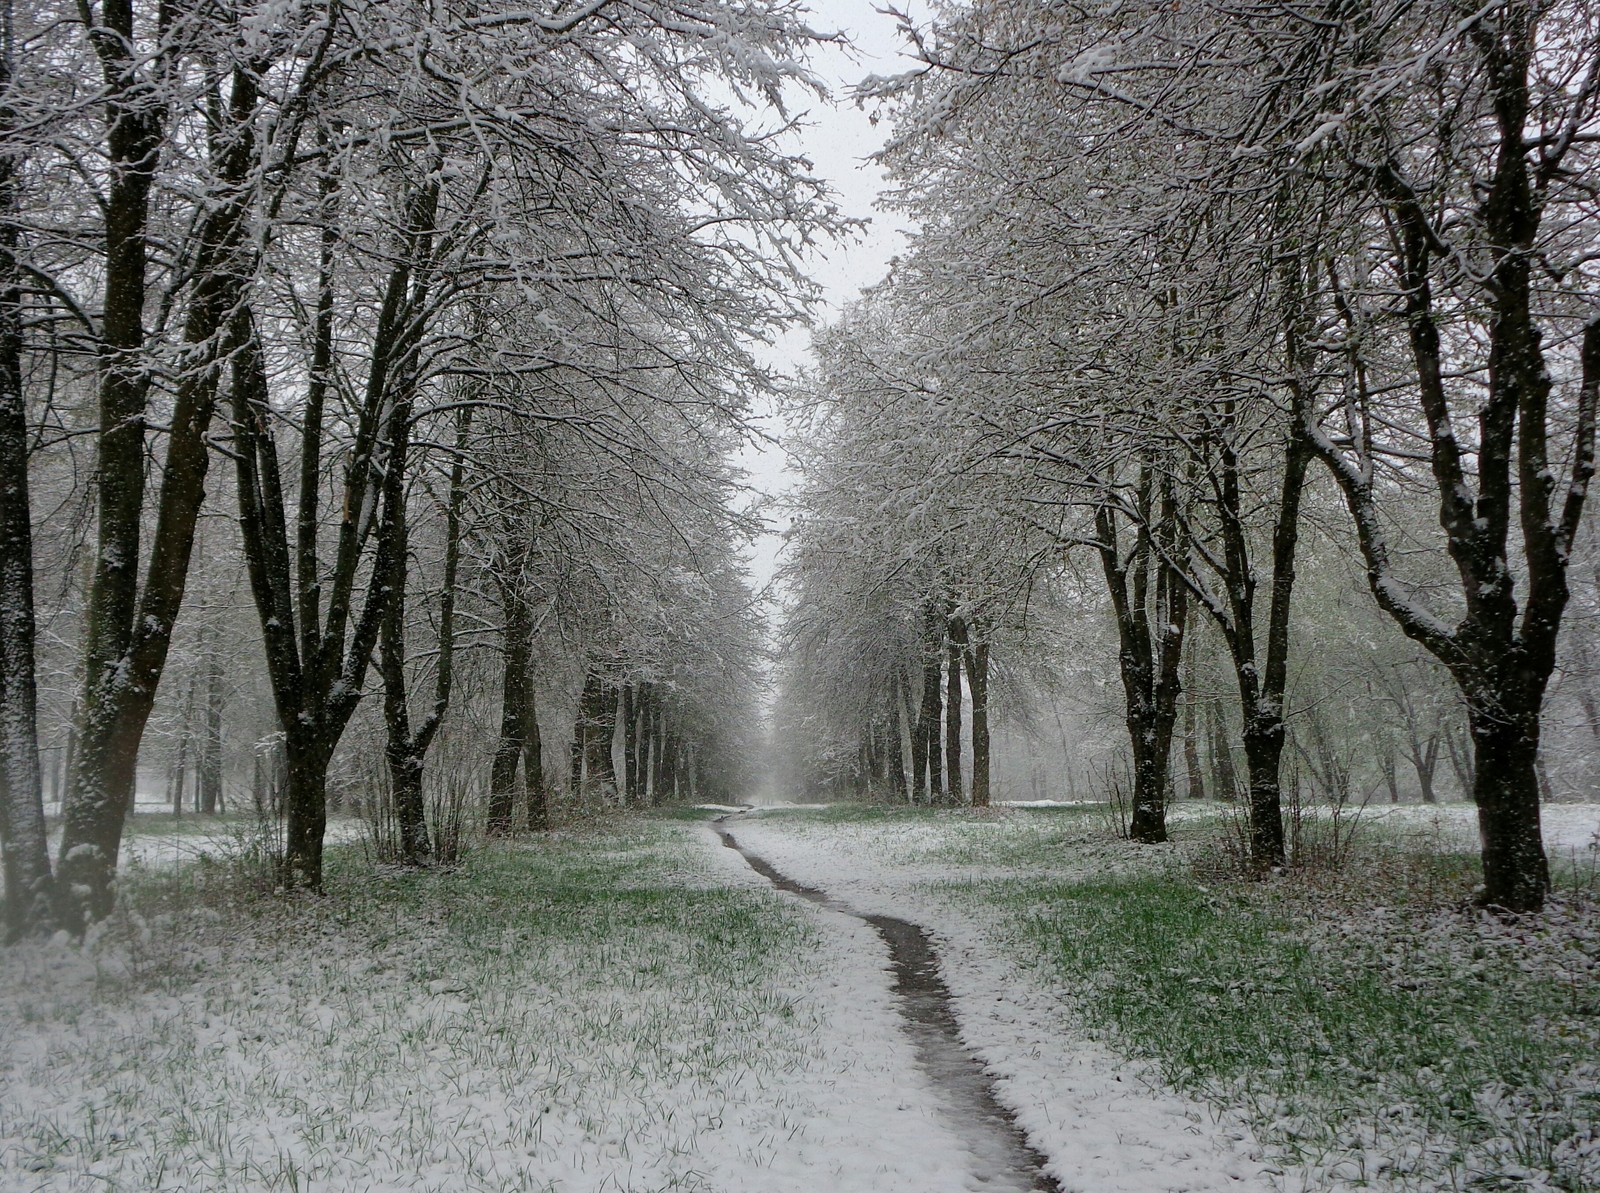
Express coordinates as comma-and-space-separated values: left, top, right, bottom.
0, 0, 834, 939
778, 0, 1599, 911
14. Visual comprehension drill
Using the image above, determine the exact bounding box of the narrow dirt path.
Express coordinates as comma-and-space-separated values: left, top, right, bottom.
715, 816, 1063, 1193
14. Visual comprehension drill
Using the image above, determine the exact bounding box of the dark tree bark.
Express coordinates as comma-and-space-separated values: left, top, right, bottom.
59, 57, 277, 923
1381, 753, 1400, 805
1298, 18, 1600, 905
886, 675, 908, 799
963, 632, 990, 808
1181, 633, 1205, 800
1208, 696, 1238, 801
906, 663, 927, 802
232, 169, 437, 889
487, 555, 533, 837
1407, 732, 1440, 805
659, 729, 680, 804
169, 670, 198, 816
1182, 419, 1309, 870
523, 688, 547, 830
579, 663, 620, 802
199, 633, 224, 814
620, 682, 637, 805
917, 606, 943, 802
379, 407, 469, 862
1096, 466, 1188, 844
0, 7, 52, 933
945, 612, 964, 804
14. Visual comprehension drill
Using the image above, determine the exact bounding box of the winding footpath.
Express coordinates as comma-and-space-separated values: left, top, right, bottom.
715, 813, 1063, 1193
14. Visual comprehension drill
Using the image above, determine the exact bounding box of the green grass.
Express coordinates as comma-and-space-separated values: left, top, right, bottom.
2, 822, 825, 1193
971, 869, 1600, 1189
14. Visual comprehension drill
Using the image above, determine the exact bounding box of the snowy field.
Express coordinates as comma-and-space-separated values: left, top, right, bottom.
43, 812, 367, 873
3, 821, 1017, 1193
4, 801, 1597, 1192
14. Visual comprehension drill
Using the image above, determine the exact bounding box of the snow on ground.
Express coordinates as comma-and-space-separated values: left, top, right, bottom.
726, 810, 1280, 1193
11, 801, 1595, 1192
2, 822, 1004, 1193
1355, 801, 1600, 854
43, 815, 366, 872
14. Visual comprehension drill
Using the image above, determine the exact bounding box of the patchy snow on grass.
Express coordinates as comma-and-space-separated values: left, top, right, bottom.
727, 810, 1280, 1193
44, 814, 366, 874
727, 803, 1600, 1193
10, 802, 1595, 1192
1, 822, 993, 1193
1355, 801, 1600, 855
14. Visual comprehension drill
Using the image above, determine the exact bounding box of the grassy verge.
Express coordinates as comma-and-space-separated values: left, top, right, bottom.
742, 800, 1599, 1189
1, 822, 822, 1192
962, 847, 1600, 1191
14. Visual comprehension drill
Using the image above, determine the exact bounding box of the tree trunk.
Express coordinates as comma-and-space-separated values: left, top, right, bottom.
1381, 752, 1400, 804
660, 730, 680, 804
169, 731, 188, 818
964, 635, 990, 807
585, 673, 619, 802
1408, 733, 1439, 804
0, 29, 54, 935
59, 60, 273, 924
487, 570, 532, 836
524, 690, 547, 830
907, 663, 928, 803
282, 734, 331, 888
945, 614, 964, 804
620, 683, 637, 806
920, 607, 943, 802
886, 677, 908, 799
1096, 474, 1186, 845
1208, 697, 1237, 801
199, 641, 224, 814
1468, 696, 1549, 911
1182, 634, 1205, 800
231, 167, 435, 890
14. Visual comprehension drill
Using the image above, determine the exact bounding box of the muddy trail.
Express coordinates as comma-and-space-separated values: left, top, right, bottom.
714, 817, 1064, 1193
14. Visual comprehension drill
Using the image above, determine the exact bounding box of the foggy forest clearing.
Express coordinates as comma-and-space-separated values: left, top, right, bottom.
5, 802, 1598, 1193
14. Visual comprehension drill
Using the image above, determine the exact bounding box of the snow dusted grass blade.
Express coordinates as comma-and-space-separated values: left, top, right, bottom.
740, 800, 1600, 1192
0, 823, 825, 1192
975, 868, 1600, 1191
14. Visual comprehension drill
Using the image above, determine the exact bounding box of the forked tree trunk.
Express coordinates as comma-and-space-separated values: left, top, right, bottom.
60, 60, 276, 924
1294, 13, 1599, 907
379, 407, 468, 862
1381, 753, 1400, 805
233, 172, 437, 889
1096, 470, 1187, 845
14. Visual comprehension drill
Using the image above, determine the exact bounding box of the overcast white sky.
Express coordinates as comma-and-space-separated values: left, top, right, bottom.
735, 1, 924, 594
